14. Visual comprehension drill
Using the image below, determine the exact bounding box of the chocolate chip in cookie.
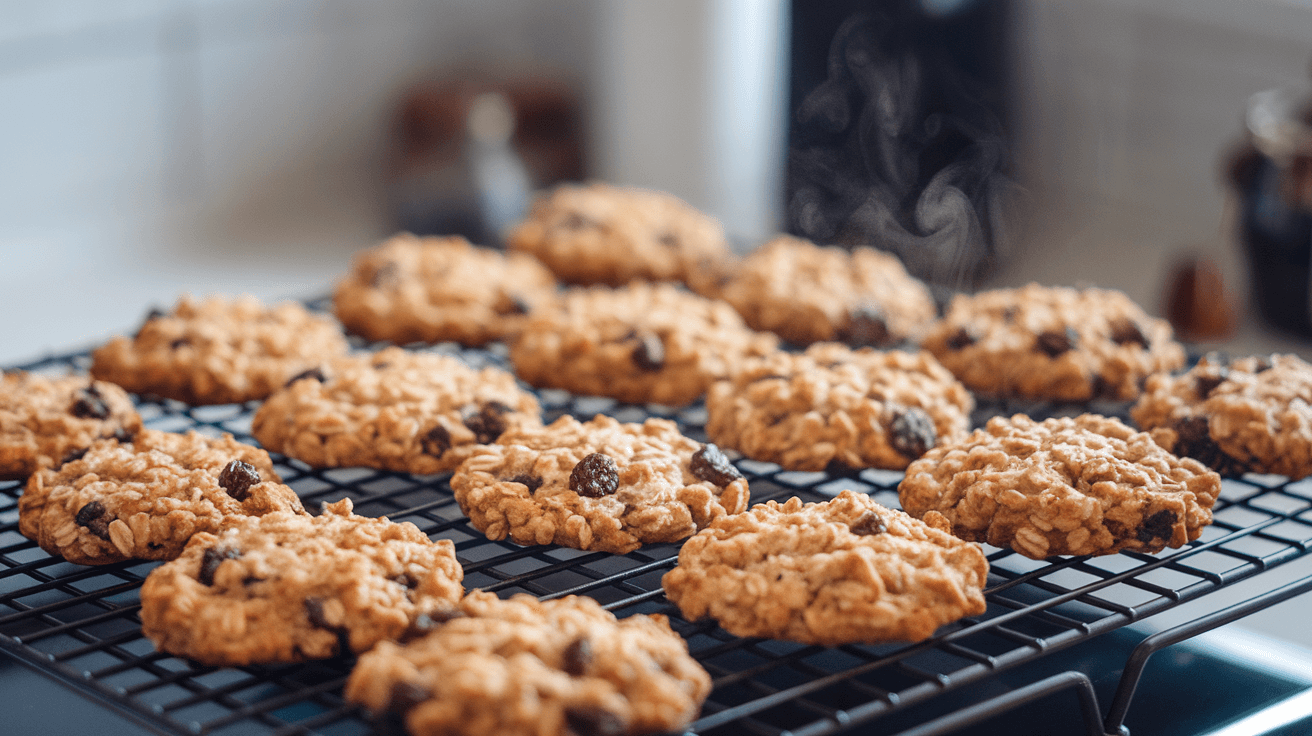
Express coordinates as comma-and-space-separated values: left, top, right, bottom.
570, 453, 619, 498
218, 459, 260, 501
1195, 370, 1229, 398
689, 443, 743, 486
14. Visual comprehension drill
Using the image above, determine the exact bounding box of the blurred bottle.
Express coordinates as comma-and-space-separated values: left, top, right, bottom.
1228, 85, 1312, 337
388, 79, 585, 246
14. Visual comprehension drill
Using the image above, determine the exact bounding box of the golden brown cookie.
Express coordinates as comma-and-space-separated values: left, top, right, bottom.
1132, 353, 1312, 478
332, 233, 558, 346
139, 498, 464, 666
507, 181, 732, 287
898, 414, 1222, 559
452, 414, 750, 553
0, 372, 142, 480
18, 429, 306, 565
510, 282, 778, 406
91, 294, 350, 405
705, 343, 973, 471
717, 235, 937, 346
661, 490, 988, 645
344, 591, 711, 736
252, 346, 541, 474
920, 283, 1185, 401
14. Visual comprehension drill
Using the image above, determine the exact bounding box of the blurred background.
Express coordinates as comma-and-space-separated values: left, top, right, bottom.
1, 0, 1311, 363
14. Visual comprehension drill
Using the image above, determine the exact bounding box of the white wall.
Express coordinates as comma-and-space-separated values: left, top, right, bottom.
1004, 0, 1312, 332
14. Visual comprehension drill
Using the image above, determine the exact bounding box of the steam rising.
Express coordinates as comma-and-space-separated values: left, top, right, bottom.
788, 10, 1022, 288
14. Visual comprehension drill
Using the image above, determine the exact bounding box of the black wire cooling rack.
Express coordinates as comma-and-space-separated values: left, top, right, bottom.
4, 342, 1312, 736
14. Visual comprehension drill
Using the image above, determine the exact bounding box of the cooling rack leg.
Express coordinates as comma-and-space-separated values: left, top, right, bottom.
1103, 572, 1312, 736
891, 670, 1105, 736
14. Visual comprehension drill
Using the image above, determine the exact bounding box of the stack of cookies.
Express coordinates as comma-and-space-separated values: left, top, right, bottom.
4, 179, 1297, 736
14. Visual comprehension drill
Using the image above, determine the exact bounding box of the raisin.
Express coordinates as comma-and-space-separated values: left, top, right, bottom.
305, 597, 333, 629
889, 408, 936, 459
562, 636, 592, 676
849, 511, 887, 536
1136, 509, 1178, 543
305, 597, 351, 654
569, 453, 619, 498
135, 307, 166, 338
371, 261, 399, 288
1108, 317, 1149, 348
198, 546, 241, 586
1036, 328, 1078, 358
559, 212, 593, 230
1173, 416, 1245, 475
1195, 370, 1229, 398
218, 459, 260, 501
385, 681, 430, 714
393, 572, 419, 589
1254, 356, 1273, 373
508, 474, 544, 493
74, 500, 111, 540
401, 608, 466, 642
631, 332, 665, 372
71, 386, 110, 420
285, 366, 326, 388
464, 401, 512, 444
421, 425, 452, 457
844, 305, 891, 347
945, 327, 976, 350
690, 444, 743, 486
59, 447, 90, 467
564, 707, 626, 736
170, 337, 191, 350
497, 294, 531, 316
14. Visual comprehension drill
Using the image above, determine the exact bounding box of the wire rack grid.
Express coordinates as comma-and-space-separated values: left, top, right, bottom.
3, 342, 1312, 736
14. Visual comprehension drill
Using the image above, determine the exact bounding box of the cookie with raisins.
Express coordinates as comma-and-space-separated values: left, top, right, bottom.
252, 346, 541, 474
345, 591, 710, 736
920, 283, 1185, 401
705, 342, 973, 471
661, 490, 988, 645
507, 181, 732, 287
715, 235, 936, 347
18, 429, 305, 565
1132, 353, 1312, 478
140, 498, 463, 665
451, 414, 749, 553
510, 282, 777, 406
898, 414, 1221, 559
91, 294, 350, 405
0, 372, 142, 480
333, 233, 558, 346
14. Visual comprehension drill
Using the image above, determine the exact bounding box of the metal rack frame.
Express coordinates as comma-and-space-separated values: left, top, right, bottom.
3, 344, 1312, 736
